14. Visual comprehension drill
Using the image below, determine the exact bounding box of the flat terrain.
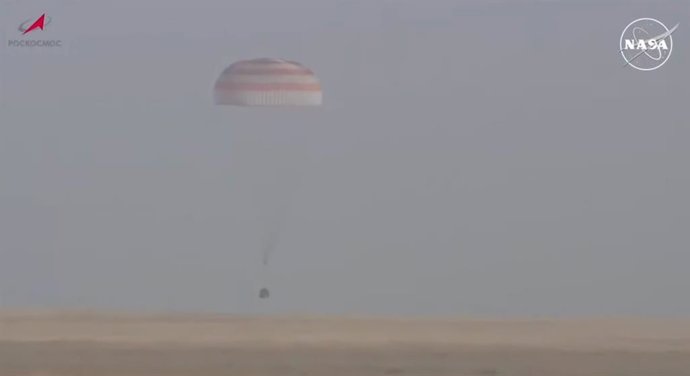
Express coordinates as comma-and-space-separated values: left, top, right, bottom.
2, 312, 690, 376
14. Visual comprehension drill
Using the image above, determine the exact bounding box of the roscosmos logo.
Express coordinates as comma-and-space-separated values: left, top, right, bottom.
8, 13, 63, 49
18, 14, 52, 35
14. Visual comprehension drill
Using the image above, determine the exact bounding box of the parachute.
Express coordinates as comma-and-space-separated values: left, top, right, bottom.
214, 58, 322, 299
214, 58, 322, 107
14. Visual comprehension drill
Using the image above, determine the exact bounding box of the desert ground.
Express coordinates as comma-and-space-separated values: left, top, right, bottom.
2, 312, 690, 376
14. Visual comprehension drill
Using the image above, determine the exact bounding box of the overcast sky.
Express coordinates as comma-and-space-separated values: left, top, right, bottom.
0, 0, 688, 316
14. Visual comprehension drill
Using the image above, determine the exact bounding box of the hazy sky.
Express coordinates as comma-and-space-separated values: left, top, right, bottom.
1, 0, 689, 316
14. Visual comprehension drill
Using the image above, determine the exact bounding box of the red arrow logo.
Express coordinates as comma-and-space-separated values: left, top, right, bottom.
22, 14, 46, 35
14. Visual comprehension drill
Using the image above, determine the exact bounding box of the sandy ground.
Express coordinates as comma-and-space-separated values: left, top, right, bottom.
2, 312, 690, 376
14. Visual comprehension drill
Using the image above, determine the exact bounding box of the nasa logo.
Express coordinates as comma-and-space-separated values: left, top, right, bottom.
620, 18, 678, 71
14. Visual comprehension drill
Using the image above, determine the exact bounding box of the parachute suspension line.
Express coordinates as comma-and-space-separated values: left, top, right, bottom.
259, 159, 303, 269
257, 149, 304, 302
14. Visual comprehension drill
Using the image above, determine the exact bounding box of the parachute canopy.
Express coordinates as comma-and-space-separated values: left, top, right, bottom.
214, 58, 322, 107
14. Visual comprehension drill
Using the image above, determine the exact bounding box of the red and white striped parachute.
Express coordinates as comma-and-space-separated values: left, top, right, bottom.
213, 58, 322, 107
